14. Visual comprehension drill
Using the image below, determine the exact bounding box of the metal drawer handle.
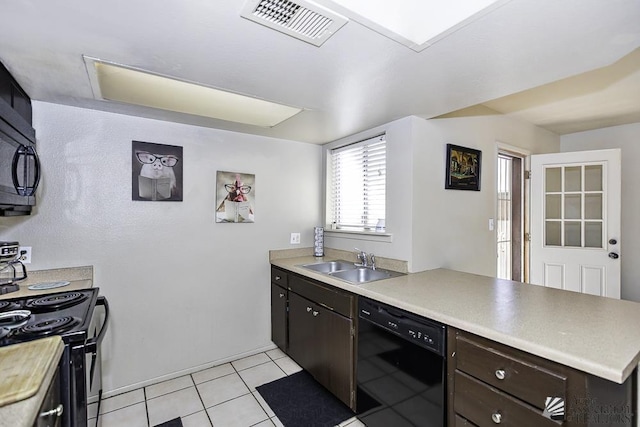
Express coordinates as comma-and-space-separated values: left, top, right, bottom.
40, 404, 64, 418
307, 306, 312, 312
275, 276, 281, 280
495, 369, 506, 380
312, 310, 319, 316
279, 293, 285, 298
491, 412, 502, 424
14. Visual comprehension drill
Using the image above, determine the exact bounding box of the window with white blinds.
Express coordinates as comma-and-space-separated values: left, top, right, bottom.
329, 134, 386, 231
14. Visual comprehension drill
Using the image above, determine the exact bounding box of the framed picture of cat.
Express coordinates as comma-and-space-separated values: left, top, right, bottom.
215, 171, 255, 223
132, 141, 183, 201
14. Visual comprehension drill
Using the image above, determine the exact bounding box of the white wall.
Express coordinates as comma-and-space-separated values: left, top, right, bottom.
323, 117, 414, 264
411, 115, 560, 275
0, 102, 322, 395
322, 113, 560, 275
561, 123, 640, 302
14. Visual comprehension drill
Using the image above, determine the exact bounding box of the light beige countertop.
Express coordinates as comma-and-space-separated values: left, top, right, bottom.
271, 254, 640, 384
0, 266, 93, 300
0, 336, 64, 427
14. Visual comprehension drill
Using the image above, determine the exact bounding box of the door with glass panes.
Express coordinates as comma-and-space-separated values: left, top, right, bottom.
530, 149, 621, 298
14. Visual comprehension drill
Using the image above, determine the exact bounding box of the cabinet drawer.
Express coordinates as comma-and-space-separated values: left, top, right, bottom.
454, 371, 558, 427
289, 274, 354, 318
271, 267, 288, 287
454, 414, 478, 427
456, 333, 566, 410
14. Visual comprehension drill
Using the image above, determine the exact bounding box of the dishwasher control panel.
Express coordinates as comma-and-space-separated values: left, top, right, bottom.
359, 296, 445, 356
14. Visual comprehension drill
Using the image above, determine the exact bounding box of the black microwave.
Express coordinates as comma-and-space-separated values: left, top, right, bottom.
0, 101, 40, 216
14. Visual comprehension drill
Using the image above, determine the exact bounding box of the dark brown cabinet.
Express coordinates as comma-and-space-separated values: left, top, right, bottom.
269, 266, 357, 410
270, 267, 289, 352
288, 291, 354, 407
0, 61, 32, 125
447, 328, 635, 427
270, 282, 288, 352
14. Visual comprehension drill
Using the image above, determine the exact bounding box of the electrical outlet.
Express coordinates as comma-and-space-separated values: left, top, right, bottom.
18, 246, 32, 264
290, 232, 301, 244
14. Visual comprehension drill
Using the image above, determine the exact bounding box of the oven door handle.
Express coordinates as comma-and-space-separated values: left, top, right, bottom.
85, 296, 109, 354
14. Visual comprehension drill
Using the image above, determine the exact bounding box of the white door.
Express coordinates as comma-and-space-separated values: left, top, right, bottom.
530, 149, 621, 298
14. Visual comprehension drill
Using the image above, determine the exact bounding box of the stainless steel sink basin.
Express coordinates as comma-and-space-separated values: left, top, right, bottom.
299, 260, 403, 284
329, 267, 402, 284
300, 260, 357, 274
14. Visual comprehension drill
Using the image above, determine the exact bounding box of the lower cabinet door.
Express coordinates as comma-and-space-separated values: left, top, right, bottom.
288, 292, 321, 376
288, 291, 355, 409
314, 302, 354, 408
270, 283, 287, 351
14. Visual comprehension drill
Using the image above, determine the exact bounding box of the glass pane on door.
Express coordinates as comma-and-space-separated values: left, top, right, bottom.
543, 163, 604, 249
585, 165, 603, 191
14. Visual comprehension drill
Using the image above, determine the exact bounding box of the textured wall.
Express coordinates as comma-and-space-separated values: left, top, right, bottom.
0, 102, 322, 395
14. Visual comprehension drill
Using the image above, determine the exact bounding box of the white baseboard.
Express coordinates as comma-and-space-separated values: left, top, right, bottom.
95, 343, 278, 402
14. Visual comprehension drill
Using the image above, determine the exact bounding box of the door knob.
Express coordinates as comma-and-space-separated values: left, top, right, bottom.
609, 252, 619, 259
609, 239, 618, 245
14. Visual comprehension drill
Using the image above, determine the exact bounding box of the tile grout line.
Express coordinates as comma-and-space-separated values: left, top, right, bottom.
232, 353, 277, 425
143, 387, 150, 427
191, 371, 216, 427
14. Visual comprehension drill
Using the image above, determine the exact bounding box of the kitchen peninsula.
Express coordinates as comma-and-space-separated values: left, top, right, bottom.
271, 249, 640, 425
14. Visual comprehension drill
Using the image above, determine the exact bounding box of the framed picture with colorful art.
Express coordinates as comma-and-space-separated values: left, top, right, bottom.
215, 171, 255, 223
445, 144, 481, 191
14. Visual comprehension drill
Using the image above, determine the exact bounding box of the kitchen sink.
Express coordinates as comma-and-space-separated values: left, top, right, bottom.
300, 260, 404, 284
330, 267, 402, 284
300, 260, 357, 273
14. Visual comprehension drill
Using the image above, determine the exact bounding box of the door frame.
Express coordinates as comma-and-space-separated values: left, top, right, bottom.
496, 142, 530, 282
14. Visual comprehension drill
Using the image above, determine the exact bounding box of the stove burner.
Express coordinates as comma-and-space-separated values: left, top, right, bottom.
19, 316, 80, 336
0, 300, 21, 312
25, 292, 88, 312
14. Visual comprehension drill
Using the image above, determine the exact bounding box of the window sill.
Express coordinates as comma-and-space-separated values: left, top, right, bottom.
324, 229, 393, 243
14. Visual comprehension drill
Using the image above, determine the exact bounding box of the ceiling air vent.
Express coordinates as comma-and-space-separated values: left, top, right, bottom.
241, 0, 348, 47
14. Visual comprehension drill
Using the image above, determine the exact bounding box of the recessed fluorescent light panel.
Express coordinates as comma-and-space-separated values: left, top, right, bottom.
315, 0, 512, 51
83, 57, 302, 127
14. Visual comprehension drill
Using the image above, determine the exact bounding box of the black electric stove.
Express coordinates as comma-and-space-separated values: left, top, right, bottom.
0, 289, 109, 427
0, 290, 96, 344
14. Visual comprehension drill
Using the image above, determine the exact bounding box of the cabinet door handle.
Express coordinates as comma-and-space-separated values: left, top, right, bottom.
40, 403, 64, 418
275, 276, 281, 281
306, 306, 312, 312
279, 293, 285, 298
312, 310, 319, 316
491, 412, 502, 424
495, 369, 506, 380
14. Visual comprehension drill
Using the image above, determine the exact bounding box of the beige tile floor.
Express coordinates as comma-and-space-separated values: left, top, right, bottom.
88, 348, 365, 427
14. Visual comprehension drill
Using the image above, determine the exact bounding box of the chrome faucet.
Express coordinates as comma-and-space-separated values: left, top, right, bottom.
355, 248, 376, 270
355, 248, 368, 267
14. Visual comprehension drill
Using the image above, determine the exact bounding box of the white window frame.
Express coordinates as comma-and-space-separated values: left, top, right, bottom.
325, 134, 389, 239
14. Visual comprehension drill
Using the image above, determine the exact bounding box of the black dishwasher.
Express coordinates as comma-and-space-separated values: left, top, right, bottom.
357, 296, 446, 427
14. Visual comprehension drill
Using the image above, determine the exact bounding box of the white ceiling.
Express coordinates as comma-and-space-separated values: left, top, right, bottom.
1, 0, 639, 144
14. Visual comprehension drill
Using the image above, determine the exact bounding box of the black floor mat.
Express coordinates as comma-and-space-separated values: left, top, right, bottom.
153, 417, 182, 427
256, 370, 355, 427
